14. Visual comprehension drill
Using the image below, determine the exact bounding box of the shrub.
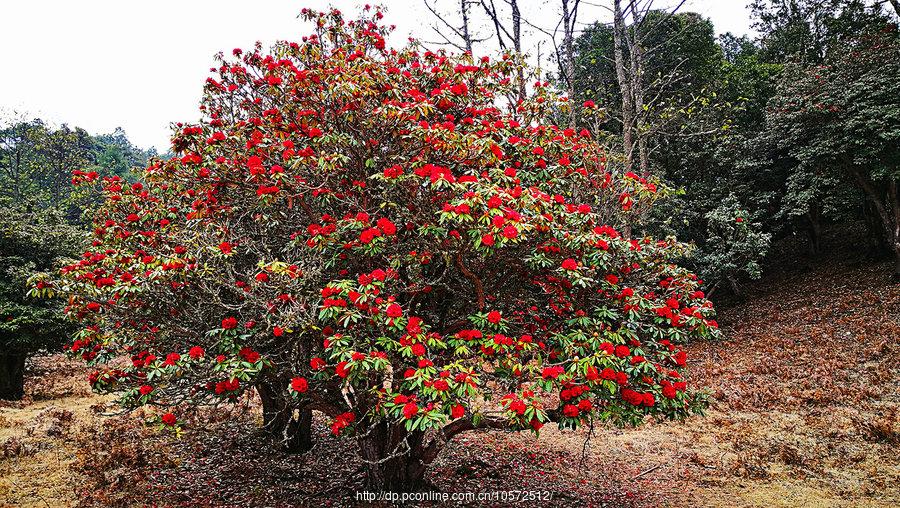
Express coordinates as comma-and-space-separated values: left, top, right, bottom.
1, 205, 81, 399
692, 195, 771, 297
49, 7, 719, 491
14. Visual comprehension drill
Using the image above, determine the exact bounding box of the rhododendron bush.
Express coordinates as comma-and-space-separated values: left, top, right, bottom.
48, 7, 720, 491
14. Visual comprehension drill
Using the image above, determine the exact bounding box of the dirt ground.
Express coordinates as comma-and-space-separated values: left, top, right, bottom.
2, 234, 898, 507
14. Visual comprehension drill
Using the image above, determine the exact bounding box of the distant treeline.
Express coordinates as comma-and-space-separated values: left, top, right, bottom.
0, 117, 159, 220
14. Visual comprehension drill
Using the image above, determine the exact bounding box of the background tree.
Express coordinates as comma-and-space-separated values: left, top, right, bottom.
1, 206, 82, 399
746, 0, 899, 261
764, 21, 900, 277
0, 114, 151, 399
572, 9, 775, 294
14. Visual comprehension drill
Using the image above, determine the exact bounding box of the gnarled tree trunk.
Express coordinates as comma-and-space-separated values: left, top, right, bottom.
0, 353, 26, 401
257, 381, 313, 453
358, 422, 429, 492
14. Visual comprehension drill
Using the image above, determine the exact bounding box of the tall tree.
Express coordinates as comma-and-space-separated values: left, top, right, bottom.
765, 22, 900, 277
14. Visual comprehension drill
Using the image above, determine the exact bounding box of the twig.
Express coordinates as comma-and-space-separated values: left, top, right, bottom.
630, 463, 663, 480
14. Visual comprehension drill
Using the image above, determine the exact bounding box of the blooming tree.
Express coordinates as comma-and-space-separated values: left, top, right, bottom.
46, 7, 719, 491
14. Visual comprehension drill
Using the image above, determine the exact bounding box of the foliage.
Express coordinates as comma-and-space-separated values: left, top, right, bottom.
0, 117, 153, 218
1, 205, 82, 353
572, 13, 777, 293
0, 116, 149, 398
691, 196, 771, 296
749, 0, 891, 64
764, 22, 900, 271
572, 10, 724, 146
47, 6, 720, 490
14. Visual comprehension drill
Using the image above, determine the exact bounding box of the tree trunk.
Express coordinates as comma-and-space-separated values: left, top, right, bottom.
890, 180, 900, 281
257, 381, 313, 453
511, 0, 526, 102
561, 0, 578, 128
612, 0, 635, 170
853, 172, 900, 280
460, 0, 473, 53
0, 353, 26, 401
358, 422, 429, 492
628, 3, 650, 174
806, 207, 823, 255
863, 200, 890, 255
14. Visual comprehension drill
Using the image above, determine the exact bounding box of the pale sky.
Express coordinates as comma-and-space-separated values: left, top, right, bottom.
0, 0, 755, 152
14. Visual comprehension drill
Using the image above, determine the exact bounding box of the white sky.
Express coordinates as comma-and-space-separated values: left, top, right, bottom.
0, 0, 755, 152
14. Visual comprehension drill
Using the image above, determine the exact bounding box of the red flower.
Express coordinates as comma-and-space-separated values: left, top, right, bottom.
376, 217, 397, 235
189, 346, 205, 359
360, 227, 382, 244
501, 225, 518, 239
402, 402, 418, 419
290, 377, 308, 393
218, 242, 232, 254
239, 347, 260, 363
336, 361, 350, 378
451, 404, 465, 418
221, 317, 238, 329
622, 389, 643, 406
487, 311, 502, 324
247, 155, 263, 172
509, 399, 527, 415
310, 357, 326, 370
541, 365, 564, 379
562, 258, 578, 271
605, 274, 619, 285
563, 404, 579, 417
386, 303, 403, 318
662, 385, 677, 399
383, 165, 403, 178
139, 385, 153, 396
481, 233, 495, 246
411, 343, 426, 356
331, 412, 355, 435
161, 412, 177, 426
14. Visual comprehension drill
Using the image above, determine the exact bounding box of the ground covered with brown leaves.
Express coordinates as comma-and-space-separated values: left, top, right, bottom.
2, 232, 898, 507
